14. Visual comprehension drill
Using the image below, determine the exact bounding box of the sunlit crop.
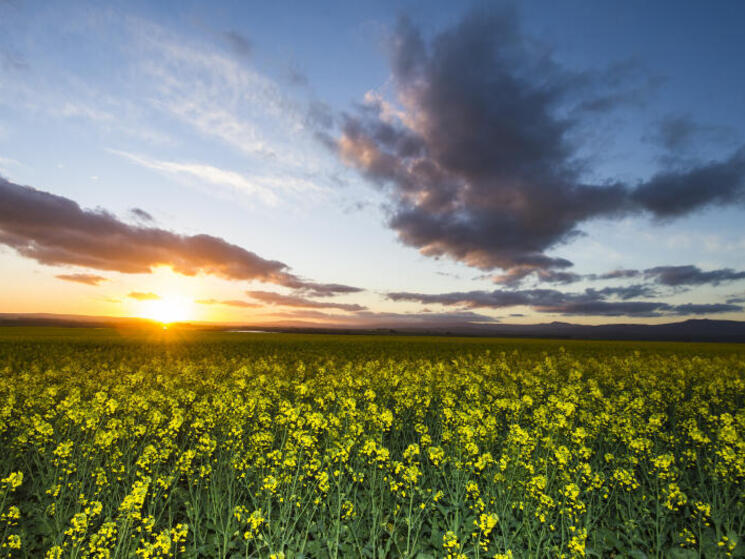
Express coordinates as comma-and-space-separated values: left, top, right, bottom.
0, 328, 743, 558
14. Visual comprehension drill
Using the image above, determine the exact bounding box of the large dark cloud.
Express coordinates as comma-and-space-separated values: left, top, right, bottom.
387, 287, 742, 317
246, 290, 367, 312
0, 178, 359, 294
335, 9, 745, 274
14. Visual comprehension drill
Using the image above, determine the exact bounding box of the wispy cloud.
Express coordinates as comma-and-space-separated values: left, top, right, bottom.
0, 156, 21, 176
222, 30, 252, 58
59, 102, 115, 123
129, 207, 154, 223
649, 114, 737, 153
387, 287, 743, 318
0, 156, 21, 167
267, 308, 499, 328
585, 265, 745, 287
111, 150, 280, 205
246, 290, 367, 312
130, 18, 332, 178
55, 273, 108, 285
196, 299, 259, 308
0, 67, 174, 147
128, 291, 160, 301
2, 11, 339, 205
280, 282, 364, 298
645, 265, 745, 286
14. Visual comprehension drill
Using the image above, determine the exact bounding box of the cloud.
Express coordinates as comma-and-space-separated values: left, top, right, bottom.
592, 269, 643, 280
573, 59, 664, 114
306, 100, 335, 131
333, 9, 745, 274
658, 116, 709, 152
0, 156, 22, 176
591, 284, 658, 300
0, 177, 347, 292
246, 290, 367, 312
278, 281, 364, 298
111, 150, 281, 205
128, 291, 160, 301
286, 66, 309, 87
134, 20, 331, 180
651, 114, 736, 152
670, 303, 743, 315
585, 265, 745, 288
195, 299, 260, 308
59, 102, 115, 123
631, 148, 745, 218
0, 44, 28, 72
538, 301, 667, 317
493, 267, 582, 287
387, 287, 742, 317
388, 289, 559, 309
491, 266, 731, 290
268, 308, 499, 328
55, 273, 107, 285
534, 300, 737, 317
223, 30, 252, 58
644, 265, 745, 286
129, 208, 154, 222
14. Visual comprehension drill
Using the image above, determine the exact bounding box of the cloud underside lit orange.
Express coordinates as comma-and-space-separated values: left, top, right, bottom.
0, 178, 360, 296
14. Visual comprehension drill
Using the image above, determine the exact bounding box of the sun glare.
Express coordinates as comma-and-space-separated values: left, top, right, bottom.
138, 295, 192, 325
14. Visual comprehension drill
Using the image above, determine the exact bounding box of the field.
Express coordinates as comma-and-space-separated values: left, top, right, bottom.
0, 328, 743, 559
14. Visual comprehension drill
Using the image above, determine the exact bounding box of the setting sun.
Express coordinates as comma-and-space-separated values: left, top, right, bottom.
137, 295, 193, 324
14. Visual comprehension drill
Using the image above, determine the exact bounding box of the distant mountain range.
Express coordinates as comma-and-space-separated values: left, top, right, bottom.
1, 313, 744, 342
448, 319, 745, 343
0, 313, 159, 329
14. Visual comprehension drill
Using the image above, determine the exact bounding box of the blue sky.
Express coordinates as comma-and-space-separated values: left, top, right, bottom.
1, 0, 744, 326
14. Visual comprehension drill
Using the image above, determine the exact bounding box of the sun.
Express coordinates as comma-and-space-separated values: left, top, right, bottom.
138, 295, 192, 325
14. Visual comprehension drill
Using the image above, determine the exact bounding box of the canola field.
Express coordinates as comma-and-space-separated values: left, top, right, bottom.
0, 327, 743, 559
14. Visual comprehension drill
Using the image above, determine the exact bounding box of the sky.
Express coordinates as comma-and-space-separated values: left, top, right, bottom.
1, 0, 744, 328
